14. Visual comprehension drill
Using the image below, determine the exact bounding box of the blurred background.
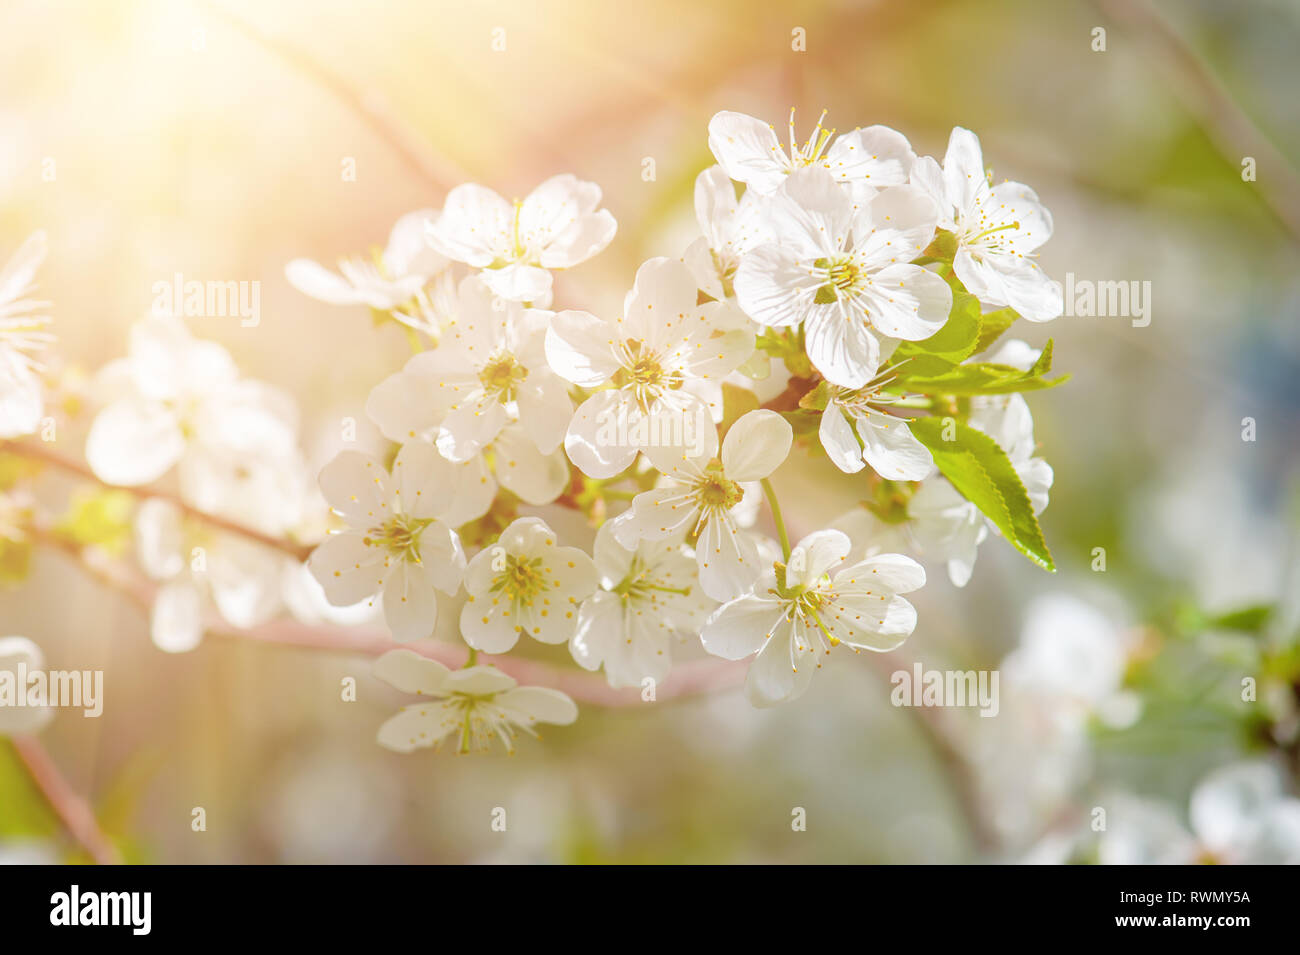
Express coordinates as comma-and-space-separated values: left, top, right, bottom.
2, 0, 1299, 863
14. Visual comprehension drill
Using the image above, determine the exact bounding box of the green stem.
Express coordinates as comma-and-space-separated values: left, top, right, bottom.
760, 477, 791, 561
464, 648, 478, 667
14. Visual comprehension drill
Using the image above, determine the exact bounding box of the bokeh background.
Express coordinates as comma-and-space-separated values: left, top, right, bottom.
2, 0, 1299, 863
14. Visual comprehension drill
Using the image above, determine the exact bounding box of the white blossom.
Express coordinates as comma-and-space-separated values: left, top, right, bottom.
910, 127, 1062, 321
428, 175, 616, 304
308, 444, 466, 642
0, 232, 53, 439
570, 523, 715, 688
546, 257, 754, 478
617, 409, 791, 602
374, 649, 577, 754
459, 517, 598, 654
701, 529, 924, 706
734, 168, 951, 388
708, 109, 915, 195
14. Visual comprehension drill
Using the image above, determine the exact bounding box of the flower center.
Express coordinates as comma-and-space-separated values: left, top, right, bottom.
491, 553, 549, 602
364, 514, 429, 561
479, 352, 527, 402
812, 256, 862, 304
695, 462, 744, 512
613, 339, 680, 410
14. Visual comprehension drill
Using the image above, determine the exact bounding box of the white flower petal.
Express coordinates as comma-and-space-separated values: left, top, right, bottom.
308, 531, 386, 605
545, 310, 620, 387
428, 183, 512, 265
696, 512, 760, 602
497, 686, 579, 725
707, 110, 788, 193
382, 560, 440, 642
85, 397, 185, 486
720, 409, 792, 482
317, 451, 389, 527
819, 405, 865, 474
377, 701, 457, 753
857, 413, 933, 481
374, 648, 451, 695
701, 594, 784, 660
151, 579, 204, 653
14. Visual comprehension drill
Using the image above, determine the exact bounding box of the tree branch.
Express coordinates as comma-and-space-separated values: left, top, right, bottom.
9, 736, 122, 865
29, 522, 745, 707
3, 440, 313, 562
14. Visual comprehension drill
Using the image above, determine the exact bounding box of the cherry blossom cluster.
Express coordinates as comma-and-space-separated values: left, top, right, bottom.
287, 108, 1067, 751
0, 109, 1068, 757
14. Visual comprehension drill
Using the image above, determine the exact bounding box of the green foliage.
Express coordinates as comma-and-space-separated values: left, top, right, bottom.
0, 535, 31, 586
54, 488, 136, 555
893, 291, 982, 377
895, 339, 1068, 396
973, 308, 1018, 354
910, 416, 1054, 572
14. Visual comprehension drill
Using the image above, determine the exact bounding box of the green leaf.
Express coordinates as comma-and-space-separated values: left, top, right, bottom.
974, 308, 1018, 354
1206, 604, 1274, 635
896, 340, 1069, 395
909, 416, 1055, 572
893, 291, 981, 376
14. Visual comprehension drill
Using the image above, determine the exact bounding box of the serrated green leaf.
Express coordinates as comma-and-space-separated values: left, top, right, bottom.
897, 356, 1069, 396
909, 417, 1054, 572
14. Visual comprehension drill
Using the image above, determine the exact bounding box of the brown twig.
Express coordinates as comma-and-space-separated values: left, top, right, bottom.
9, 736, 122, 865
30, 521, 745, 707
1090, 0, 1300, 243
4, 440, 314, 562
194, 0, 467, 193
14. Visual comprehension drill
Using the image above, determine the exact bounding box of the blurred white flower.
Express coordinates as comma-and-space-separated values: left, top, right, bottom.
374, 649, 577, 754
428, 175, 616, 304
1100, 762, 1300, 864
366, 275, 571, 462
545, 256, 754, 479
735, 169, 950, 389
618, 409, 791, 602
0, 232, 53, 439
135, 498, 282, 653
571, 522, 715, 688
0, 635, 54, 735
910, 127, 1062, 321
1002, 593, 1140, 732
708, 109, 915, 195
307, 445, 466, 642
701, 529, 924, 706
285, 209, 448, 320
460, 516, 598, 654
85, 317, 305, 533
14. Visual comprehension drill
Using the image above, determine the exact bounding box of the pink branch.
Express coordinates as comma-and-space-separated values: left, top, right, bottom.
10, 736, 122, 865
